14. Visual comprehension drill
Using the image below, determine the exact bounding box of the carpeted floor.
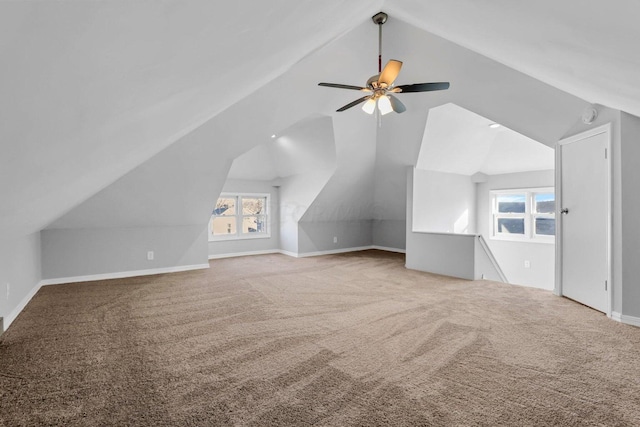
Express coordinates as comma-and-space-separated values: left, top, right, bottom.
1, 250, 640, 426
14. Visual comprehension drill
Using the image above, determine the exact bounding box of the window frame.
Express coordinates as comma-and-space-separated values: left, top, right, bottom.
490, 187, 555, 244
209, 192, 271, 242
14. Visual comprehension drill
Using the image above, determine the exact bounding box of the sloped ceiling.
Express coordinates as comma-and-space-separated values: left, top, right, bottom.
417, 103, 554, 176
0, 0, 382, 238
387, 0, 640, 117
227, 115, 337, 182
2, 0, 637, 239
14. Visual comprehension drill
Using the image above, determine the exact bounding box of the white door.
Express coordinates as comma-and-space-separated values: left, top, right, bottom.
558, 125, 610, 314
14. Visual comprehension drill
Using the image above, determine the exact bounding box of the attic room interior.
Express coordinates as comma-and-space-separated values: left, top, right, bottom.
3, 1, 640, 425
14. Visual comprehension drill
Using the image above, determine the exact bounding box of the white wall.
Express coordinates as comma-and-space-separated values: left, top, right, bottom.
406, 168, 476, 279
0, 233, 42, 331
476, 170, 555, 289
208, 180, 280, 258
413, 169, 476, 234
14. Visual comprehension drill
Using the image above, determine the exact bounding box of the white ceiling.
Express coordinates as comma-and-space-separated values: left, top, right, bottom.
417, 103, 554, 176
227, 115, 336, 181
2, 0, 638, 238
386, 0, 640, 118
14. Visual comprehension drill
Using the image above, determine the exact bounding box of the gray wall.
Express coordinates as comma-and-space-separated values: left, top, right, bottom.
372, 219, 406, 250
298, 220, 372, 254
620, 112, 640, 318
476, 170, 555, 289
406, 167, 477, 279
41, 226, 207, 280
0, 233, 41, 330
406, 231, 476, 279
208, 179, 280, 258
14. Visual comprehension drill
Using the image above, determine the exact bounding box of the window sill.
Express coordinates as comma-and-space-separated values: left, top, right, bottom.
209, 233, 272, 243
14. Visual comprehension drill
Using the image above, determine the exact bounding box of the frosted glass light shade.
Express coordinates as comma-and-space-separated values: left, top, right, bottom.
378, 95, 393, 115
362, 98, 376, 114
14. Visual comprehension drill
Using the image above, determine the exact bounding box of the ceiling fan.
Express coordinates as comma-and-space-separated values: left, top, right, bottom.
318, 12, 450, 115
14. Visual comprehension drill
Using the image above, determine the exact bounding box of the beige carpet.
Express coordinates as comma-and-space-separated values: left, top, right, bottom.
2, 250, 640, 426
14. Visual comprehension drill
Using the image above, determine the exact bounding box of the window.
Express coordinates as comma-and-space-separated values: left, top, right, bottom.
491, 188, 555, 242
209, 193, 270, 241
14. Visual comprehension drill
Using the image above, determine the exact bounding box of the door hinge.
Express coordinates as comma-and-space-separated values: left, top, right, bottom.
605, 280, 608, 291
605, 148, 608, 159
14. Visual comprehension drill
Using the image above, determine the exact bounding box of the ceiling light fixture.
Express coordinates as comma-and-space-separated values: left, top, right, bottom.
489, 123, 501, 129
362, 98, 376, 114
318, 12, 450, 115
377, 95, 394, 115
271, 134, 277, 138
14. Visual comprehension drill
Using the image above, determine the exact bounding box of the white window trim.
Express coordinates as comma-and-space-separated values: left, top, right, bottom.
209, 192, 271, 242
490, 187, 555, 244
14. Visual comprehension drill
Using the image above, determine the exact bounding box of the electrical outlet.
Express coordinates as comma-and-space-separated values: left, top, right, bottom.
147, 251, 154, 261
333, 236, 338, 244
524, 260, 531, 268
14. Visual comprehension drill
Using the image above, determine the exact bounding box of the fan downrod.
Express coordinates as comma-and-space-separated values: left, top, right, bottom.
372, 12, 387, 25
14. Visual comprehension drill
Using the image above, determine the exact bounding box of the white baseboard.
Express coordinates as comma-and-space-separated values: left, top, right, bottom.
296, 245, 405, 257
39, 263, 210, 287
209, 249, 280, 260
4, 246, 406, 332
296, 246, 374, 258
279, 250, 299, 258
4, 280, 43, 332
3, 263, 210, 332
371, 245, 406, 254
611, 311, 640, 327
212, 246, 406, 259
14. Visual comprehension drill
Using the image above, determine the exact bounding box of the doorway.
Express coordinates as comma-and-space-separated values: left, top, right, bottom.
556, 124, 611, 315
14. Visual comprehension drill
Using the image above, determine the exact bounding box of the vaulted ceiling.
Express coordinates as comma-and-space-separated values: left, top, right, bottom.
2, 0, 638, 239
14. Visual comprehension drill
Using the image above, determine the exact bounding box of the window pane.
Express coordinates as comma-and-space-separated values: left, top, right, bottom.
534, 193, 555, 214
535, 218, 555, 236
214, 197, 236, 216
212, 217, 237, 235
242, 216, 266, 233
497, 218, 525, 234
497, 194, 526, 213
242, 198, 265, 215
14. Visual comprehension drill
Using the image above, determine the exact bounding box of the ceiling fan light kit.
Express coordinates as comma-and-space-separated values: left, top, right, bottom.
362, 98, 377, 114
318, 12, 450, 115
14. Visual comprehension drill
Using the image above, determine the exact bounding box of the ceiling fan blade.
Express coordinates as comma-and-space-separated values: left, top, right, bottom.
336, 96, 371, 112
319, 83, 371, 92
388, 94, 406, 113
395, 82, 450, 93
378, 60, 403, 87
